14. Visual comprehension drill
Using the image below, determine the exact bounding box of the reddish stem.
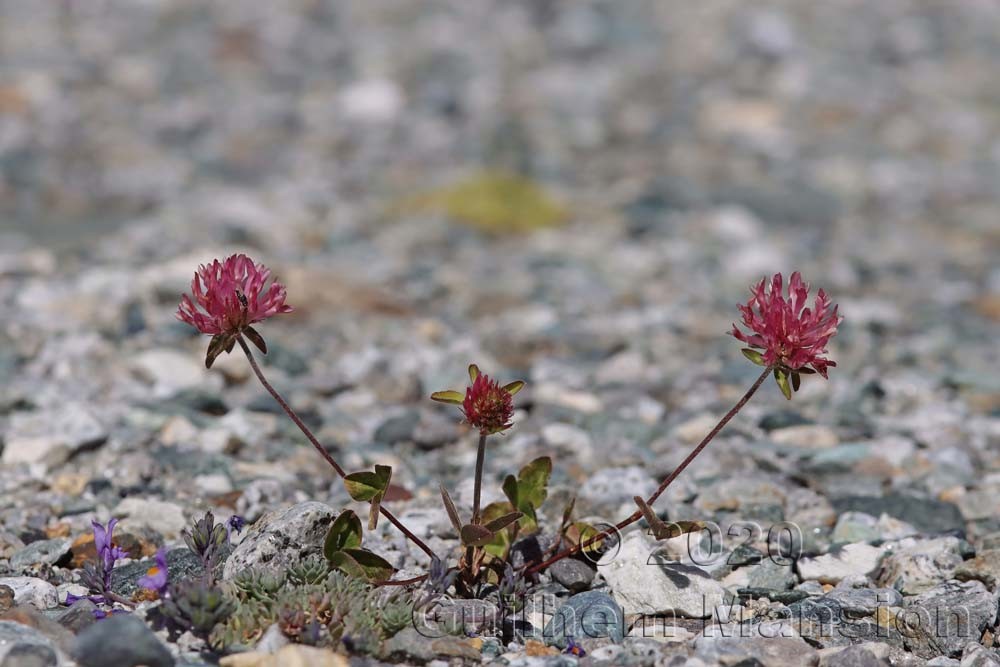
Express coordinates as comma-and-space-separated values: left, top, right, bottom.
526, 367, 771, 575
237, 336, 436, 561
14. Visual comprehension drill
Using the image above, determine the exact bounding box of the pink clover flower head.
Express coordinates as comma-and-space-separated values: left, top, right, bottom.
731, 271, 842, 398
431, 364, 525, 435
176, 254, 292, 367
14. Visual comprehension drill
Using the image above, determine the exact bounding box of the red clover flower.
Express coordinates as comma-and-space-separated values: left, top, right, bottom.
731, 271, 842, 398
431, 364, 525, 435
176, 254, 292, 367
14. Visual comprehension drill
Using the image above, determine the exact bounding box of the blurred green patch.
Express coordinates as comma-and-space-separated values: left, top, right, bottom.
404, 171, 568, 234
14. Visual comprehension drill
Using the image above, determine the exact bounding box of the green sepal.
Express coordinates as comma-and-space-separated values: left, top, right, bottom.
774, 368, 793, 400
502, 380, 526, 395
324, 510, 362, 559
430, 390, 464, 405
243, 326, 267, 354
468, 364, 480, 382
328, 548, 395, 583
205, 333, 236, 369
791, 371, 801, 392
741, 348, 766, 366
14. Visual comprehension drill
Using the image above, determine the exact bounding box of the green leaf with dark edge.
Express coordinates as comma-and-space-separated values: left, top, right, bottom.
480, 502, 516, 558
774, 368, 793, 400
517, 457, 552, 508
741, 348, 766, 366
430, 390, 464, 405
468, 363, 480, 382
344, 465, 392, 502
205, 334, 232, 369
502, 380, 525, 395
324, 510, 363, 560
791, 372, 801, 392
501, 474, 519, 508
565, 521, 603, 553
328, 548, 395, 583
439, 484, 463, 534
484, 511, 522, 533
460, 523, 495, 547
243, 326, 267, 354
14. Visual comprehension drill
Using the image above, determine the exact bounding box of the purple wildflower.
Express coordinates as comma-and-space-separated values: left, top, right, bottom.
137, 548, 169, 597
92, 518, 129, 574
226, 515, 246, 543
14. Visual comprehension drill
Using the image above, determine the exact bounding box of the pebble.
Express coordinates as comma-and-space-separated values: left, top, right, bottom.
900, 580, 999, 659
695, 621, 818, 666
796, 543, 885, 584
598, 532, 725, 618
548, 559, 596, 594
541, 591, 624, 648
0, 622, 62, 667
876, 537, 964, 594
222, 502, 335, 580
8, 538, 72, 572
220, 644, 348, 667
1, 404, 106, 465
72, 613, 174, 667
114, 497, 188, 538
0, 578, 57, 610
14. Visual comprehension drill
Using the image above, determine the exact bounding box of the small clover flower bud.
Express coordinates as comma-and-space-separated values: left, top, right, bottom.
431, 364, 525, 435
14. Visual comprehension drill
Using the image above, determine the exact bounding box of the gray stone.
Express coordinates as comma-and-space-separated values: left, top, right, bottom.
962, 644, 1000, 667
818, 644, 890, 667
0, 578, 58, 610
796, 543, 885, 584
876, 537, 963, 594
900, 580, 998, 659
73, 613, 174, 667
373, 411, 419, 445
114, 497, 188, 538
0, 643, 59, 667
222, 501, 336, 580
0, 622, 61, 666
549, 559, 595, 594
955, 549, 1000, 588
2, 404, 106, 465
823, 586, 903, 616
598, 532, 725, 618
832, 494, 964, 535
9, 539, 72, 572
695, 621, 818, 666
55, 600, 99, 634
541, 591, 624, 649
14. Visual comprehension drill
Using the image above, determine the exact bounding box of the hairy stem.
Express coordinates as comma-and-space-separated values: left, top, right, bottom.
237, 336, 436, 560
526, 367, 771, 575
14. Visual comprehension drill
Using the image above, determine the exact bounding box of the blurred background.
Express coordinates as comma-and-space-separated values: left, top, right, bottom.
0, 2, 998, 529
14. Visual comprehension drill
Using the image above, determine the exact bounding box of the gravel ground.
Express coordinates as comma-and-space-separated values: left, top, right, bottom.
1, 1, 999, 666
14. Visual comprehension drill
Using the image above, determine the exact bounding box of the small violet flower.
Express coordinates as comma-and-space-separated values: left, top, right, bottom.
137, 548, 169, 598
92, 518, 128, 581
431, 364, 525, 435
731, 271, 842, 399
225, 515, 246, 543
176, 253, 292, 367
564, 639, 586, 657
